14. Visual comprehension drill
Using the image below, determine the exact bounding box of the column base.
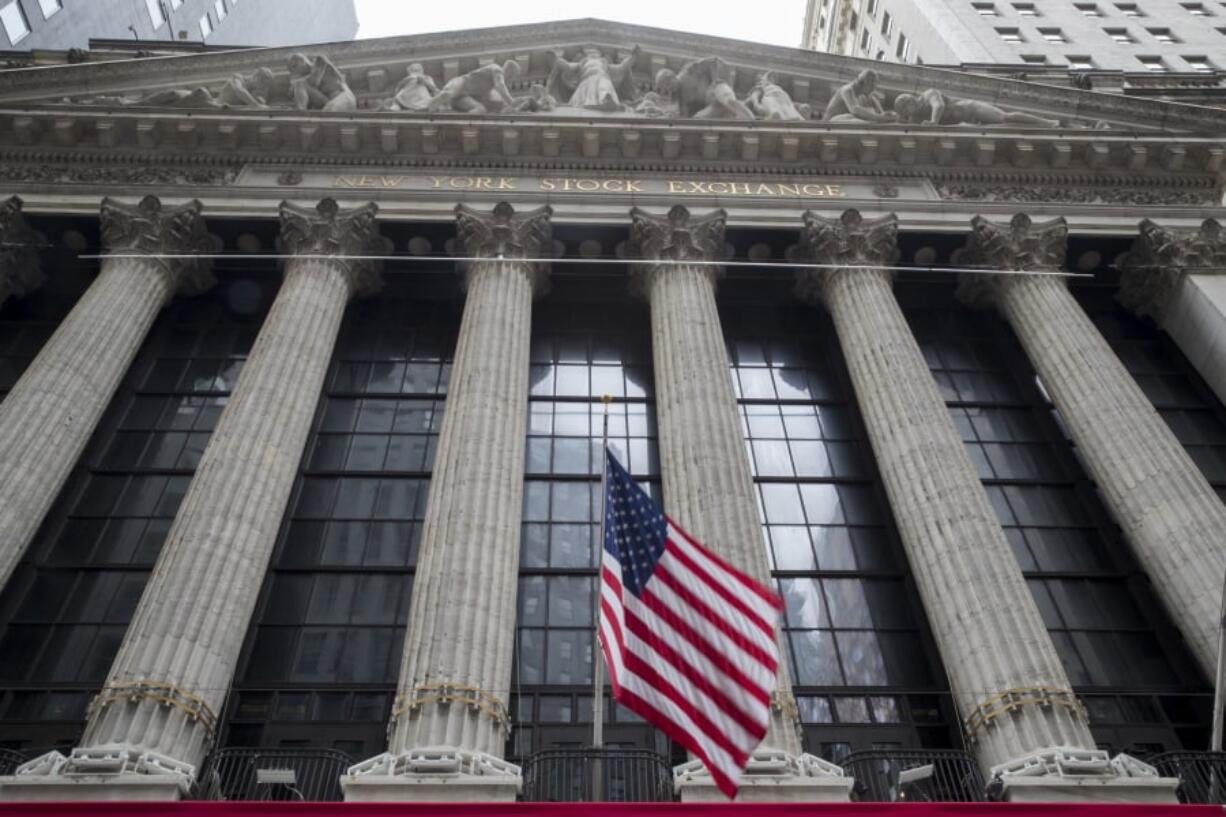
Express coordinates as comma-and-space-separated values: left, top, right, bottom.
991, 747, 1179, 804
675, 751, 854, 802
341, 747, 521, 803
0, 748, 192, 802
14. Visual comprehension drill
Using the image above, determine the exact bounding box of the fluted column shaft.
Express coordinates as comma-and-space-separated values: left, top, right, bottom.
799, 210, 1094, 774
964, 213, 1226, 680
388, 203, 551, 761
630, 206, 802, 757
78, 199, 383, 775
981, 272, 1226, 677
0, 196, 212, 592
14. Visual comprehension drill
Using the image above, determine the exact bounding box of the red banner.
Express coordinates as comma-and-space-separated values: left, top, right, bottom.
0, 804, 1218, 816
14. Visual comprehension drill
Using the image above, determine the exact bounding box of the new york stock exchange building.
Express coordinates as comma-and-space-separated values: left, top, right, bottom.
0, 16, 1224, 812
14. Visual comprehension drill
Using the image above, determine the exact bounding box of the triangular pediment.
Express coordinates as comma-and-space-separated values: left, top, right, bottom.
0, 18, 1220, 136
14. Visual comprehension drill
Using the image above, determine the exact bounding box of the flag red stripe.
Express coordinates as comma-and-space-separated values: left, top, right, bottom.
662, 539, 775, 637
614, 684, 740, 798
622, 652, 754, 763
644, 570, 778, 671
622, 607, 767, 737
666, 514, 784, 611
622, 593, 772, 710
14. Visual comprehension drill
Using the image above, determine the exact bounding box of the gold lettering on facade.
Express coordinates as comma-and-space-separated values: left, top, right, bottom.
331, 174, 852, 198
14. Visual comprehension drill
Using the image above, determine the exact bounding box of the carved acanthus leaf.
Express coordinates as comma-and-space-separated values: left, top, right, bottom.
278, 198, 388, 297
794, 209, 899, 306
453, 201, 554, 295
1119, 218, 1226, 320
0, 196, 44, 301
964, 213, 1068, 272
628, 205, 727, 264
99, 195, 218, 296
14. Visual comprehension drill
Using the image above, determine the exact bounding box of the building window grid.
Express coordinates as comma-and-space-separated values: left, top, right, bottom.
513, 301, 667, 762
906, 289, 1208, 752
724, 299, 953, 758
226, 296, 459, 754
1148, 27, 1180, 41
1116, 3, 1145, 15
1076, 2, 1103, 14
37, 0, 61, 19
1039, 26, 1068, 40
997, 26, 1026, 41
1105, 26, 1136, 41
1138, 54, 1169, 70
1182, 2, 1212, 14
1182, 55, 1216, 71
974, 2, 1001, 14
1014, 2, 1040, 14
0, 284, 268, 749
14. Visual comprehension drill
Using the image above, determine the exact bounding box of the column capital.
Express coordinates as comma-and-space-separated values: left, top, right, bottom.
627, 205, 727, 295
278, 198, 389, 298
454, 201, 554, 295
957, 213, 1069, 308
0, 196, 44, 301
795, 209, 899, 306
1120, 218, 1226, 321
100, 195, 217, 297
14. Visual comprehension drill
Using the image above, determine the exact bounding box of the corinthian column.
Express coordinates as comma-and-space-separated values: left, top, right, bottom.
628, 206, 851, 803
0, 196, 214, 594
793, 211, 1165, 803
0, 196, 44, 308
1120, 218, 1226, 408
344, 202, 551, 803
960, 213, 1226, 683
0, 199, 385, 802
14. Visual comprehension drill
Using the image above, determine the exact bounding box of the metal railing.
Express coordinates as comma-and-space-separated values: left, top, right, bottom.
1151, 751, 1226, 804
521, 747, 673, 802
844, 748, 986, 802
192, 747, 354, 802
0, 749, 25, 777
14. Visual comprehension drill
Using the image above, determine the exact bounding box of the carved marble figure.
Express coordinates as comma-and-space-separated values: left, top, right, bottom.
545, 46, 639, 111
823, 69, 897, 123
675, 57, 754, 120
632, 69, 679, 117
893, 88, 1059, 128
288, 53, 356, 113
73, 68, 273, 108
746, 72, 805, 121
388, 63, 439, 112
429, 61, 520, 114
514, 83, 557, 112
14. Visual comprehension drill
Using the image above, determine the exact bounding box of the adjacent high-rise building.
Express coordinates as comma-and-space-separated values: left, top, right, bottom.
802, 0, 1226, 96
0, 0, 357, 51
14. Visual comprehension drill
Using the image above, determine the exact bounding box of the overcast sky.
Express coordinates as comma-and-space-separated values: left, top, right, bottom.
354, 0, 809, 48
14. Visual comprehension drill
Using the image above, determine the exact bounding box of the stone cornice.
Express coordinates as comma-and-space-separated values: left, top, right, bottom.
1119, 218, 1226, 321
0, 19, 1223, 135
0, 107, 1221, 181
0, 195, 43, 300
277, 198, 388, 298
99, 194, 217, 295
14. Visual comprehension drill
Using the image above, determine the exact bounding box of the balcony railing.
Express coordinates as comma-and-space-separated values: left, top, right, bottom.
0, 749, 25, 777
521, 747, 674, 802
843, 748, 986, 802
1151, 751, 1226, 804
192, 747, 354, 801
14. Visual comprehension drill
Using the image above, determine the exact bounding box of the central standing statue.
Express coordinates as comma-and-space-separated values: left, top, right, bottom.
545, 45, 640, 111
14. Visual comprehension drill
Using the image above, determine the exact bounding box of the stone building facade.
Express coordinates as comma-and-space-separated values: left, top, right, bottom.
0, 18, 1222, 805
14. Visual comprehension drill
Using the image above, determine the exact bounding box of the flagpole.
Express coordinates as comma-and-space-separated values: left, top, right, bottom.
591, 394, 611, 800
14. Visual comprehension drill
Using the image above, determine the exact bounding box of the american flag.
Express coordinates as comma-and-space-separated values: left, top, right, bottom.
598, 449, 783, 798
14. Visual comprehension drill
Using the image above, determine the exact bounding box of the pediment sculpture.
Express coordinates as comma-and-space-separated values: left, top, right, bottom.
56, 48, 1076, 129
